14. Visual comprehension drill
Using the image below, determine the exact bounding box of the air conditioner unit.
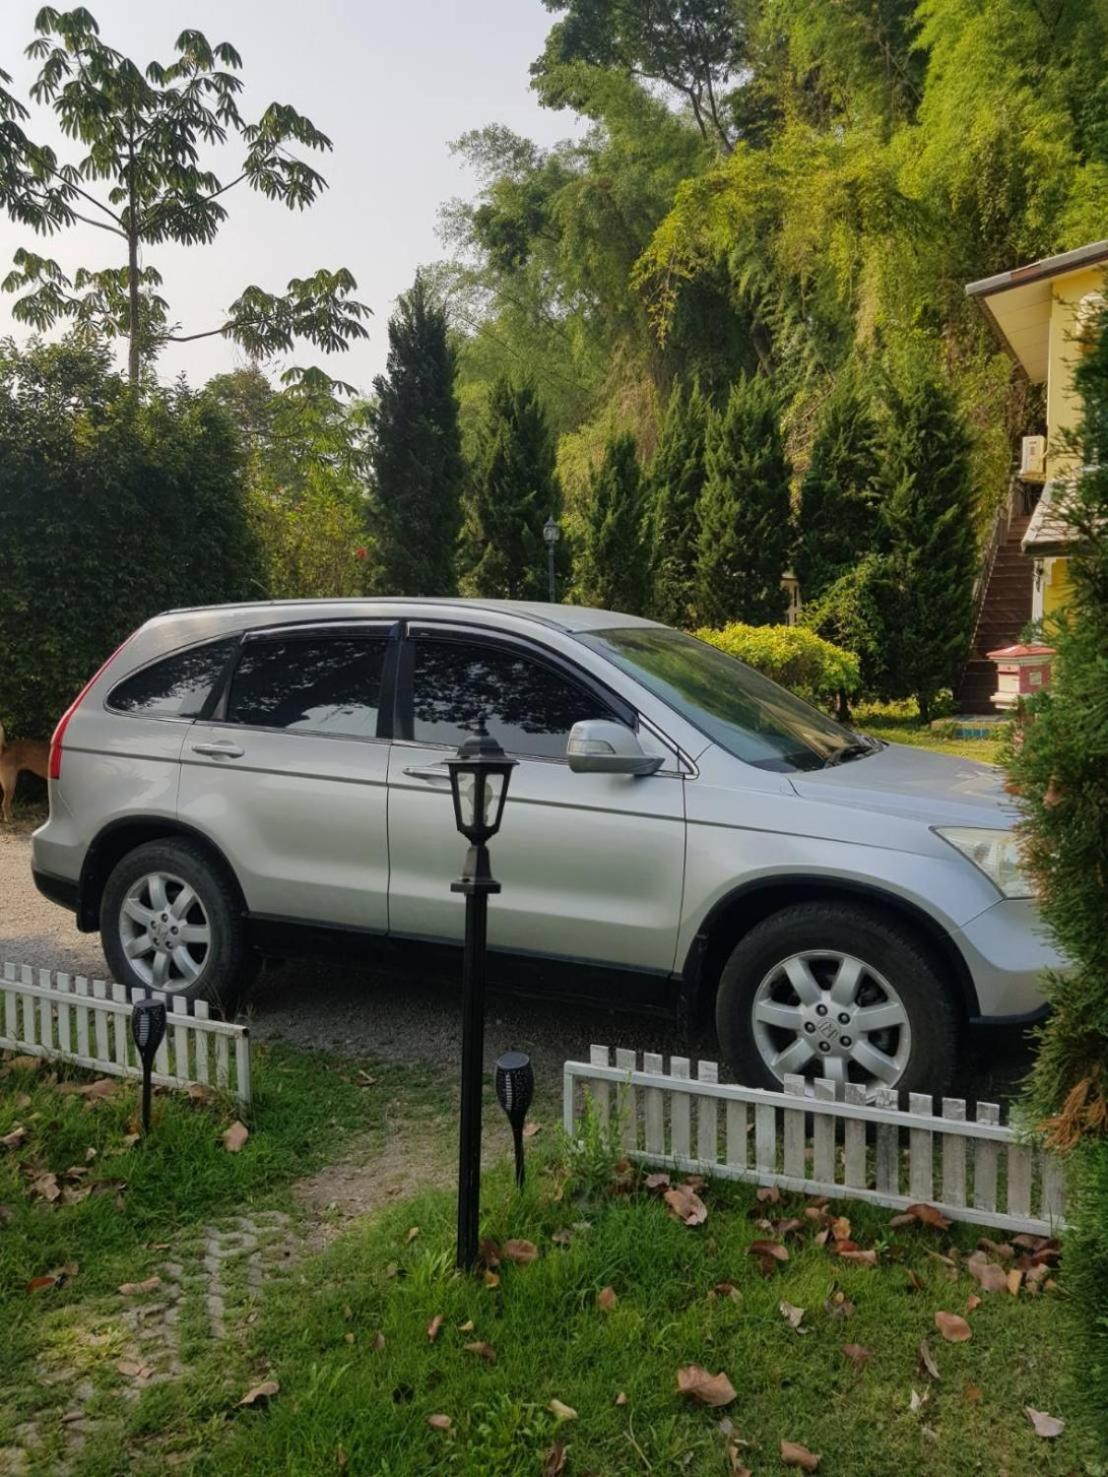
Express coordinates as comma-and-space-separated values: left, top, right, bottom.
1020, 435, 1046, 482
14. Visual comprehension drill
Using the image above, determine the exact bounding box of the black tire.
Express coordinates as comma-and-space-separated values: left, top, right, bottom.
100, 837, 250, 1013
715, 901, 961, 1098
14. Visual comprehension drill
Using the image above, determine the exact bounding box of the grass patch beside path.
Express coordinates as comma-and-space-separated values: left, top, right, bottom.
190, 1158, 1087, 1477
0, 1042, 450, 1466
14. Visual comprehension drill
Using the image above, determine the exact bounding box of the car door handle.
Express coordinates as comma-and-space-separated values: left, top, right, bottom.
403, 765, 451, 782
191, 741, 245, 758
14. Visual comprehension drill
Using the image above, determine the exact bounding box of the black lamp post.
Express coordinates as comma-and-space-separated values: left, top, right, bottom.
131, 998, 167, 1136
495, 1050, 534, 1189
445, 730, 517, 1271
542, 515, 561, 603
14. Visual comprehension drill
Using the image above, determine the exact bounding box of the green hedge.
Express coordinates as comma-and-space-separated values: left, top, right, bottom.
693, 622, 859, 704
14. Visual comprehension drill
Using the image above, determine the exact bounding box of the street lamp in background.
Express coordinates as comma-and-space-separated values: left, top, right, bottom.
445, 730, 518, 1271
543, 515, 561, 603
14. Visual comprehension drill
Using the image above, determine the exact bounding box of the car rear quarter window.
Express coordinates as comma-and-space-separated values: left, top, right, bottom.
108, 638, 237, 719
226, 634, 386, 738
411, 638, 616, 758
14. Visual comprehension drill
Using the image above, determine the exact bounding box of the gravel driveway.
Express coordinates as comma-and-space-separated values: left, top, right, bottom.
0, 826, 1033, 1103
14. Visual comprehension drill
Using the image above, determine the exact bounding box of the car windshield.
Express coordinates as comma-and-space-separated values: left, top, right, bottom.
578, 626, 857, 773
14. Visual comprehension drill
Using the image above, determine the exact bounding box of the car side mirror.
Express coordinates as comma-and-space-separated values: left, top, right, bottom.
566, 720, 664, 776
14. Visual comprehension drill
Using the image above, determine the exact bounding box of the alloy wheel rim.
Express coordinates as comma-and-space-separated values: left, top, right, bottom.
751, 950, 911, 1094
118, 871, 211, 990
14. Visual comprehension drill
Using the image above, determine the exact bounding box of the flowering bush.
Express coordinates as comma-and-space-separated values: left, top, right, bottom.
693, 622, 859, 704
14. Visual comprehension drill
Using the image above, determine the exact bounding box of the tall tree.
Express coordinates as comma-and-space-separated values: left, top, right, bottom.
574, 431, 646, 612
794, 369, 882, 604
878, 363, 977, 721
646, 378, 710, 626
370, 276, 464, 596
696, 374, 792, 627
459, 378, 562, 601
0, 9, 368, 383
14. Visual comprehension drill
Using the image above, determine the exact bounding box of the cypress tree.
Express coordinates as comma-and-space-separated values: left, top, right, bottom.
795, 369, 881, 604
370, 275, 464, 595
696, 374, 792, 627
459, 378, 562, 600
646, 379, 709, 626
574, 432, 646, 613
878, 365, 977, 722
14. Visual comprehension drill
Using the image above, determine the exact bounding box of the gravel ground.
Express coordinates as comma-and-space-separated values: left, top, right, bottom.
0, 824, 1034, 1104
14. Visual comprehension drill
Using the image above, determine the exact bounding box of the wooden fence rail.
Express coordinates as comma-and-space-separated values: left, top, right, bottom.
1, 961, 251, 1105
564, 1046, 1065, 1237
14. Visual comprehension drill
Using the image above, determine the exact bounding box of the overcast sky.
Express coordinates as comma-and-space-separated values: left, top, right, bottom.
0, 0, 575, 393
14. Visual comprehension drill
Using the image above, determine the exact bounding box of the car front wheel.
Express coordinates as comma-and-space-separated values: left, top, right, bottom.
101, 837, 249, 1012
715, 901, 960, 1097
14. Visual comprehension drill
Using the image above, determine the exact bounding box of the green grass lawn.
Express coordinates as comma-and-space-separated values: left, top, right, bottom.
172, 1151, 1085, 1477
852, 701, 1009, 765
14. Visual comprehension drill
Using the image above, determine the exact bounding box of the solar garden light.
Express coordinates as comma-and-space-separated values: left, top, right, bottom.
130, 998, 167, 1136
445, 730, 518, 1272
495, 1051, 534, 1190
542, 515, 561, 602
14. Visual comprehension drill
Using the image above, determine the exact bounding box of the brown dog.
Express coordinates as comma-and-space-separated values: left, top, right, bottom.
0, 721, 50, 823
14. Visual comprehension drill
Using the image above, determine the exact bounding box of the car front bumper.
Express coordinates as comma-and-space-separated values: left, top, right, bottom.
954, 897, 1060, 1022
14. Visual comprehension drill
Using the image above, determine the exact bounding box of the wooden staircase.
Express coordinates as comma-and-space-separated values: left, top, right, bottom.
955, 511, 1034, 714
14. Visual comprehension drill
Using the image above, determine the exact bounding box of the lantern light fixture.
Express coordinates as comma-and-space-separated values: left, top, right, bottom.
130, 998, 167, 1136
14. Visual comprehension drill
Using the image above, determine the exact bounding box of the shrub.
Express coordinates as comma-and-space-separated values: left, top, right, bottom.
0, 337, 260, 738
694, 622, 859, 704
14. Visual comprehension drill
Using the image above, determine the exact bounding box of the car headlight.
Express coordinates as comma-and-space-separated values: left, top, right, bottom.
934, 827, 1034, 899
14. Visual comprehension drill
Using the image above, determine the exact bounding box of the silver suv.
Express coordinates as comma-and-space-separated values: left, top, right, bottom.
32, 598, 1057, 1094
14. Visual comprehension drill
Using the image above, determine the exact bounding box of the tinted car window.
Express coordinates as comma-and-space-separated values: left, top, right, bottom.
227, 635, 386, 738
411, 639, 616, 758
108, 638, 236, 719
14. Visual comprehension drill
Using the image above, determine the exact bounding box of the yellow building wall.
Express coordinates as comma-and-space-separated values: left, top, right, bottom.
1046, 265, 1106, 477
1042, 556, 1074, 618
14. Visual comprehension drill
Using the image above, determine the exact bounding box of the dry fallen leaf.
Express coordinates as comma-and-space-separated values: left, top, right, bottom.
711, 1281, 742, 1304
542, 1441, 567, 1477
780, 1439, 821, 1470
405, 1225, 420, 1244
779, 1300, 807, 1333
965, 1293, 981, 1313
426, 1414, 452, 1432
830, 1215, 851, 1241
838, 1248, 878, 1267
222, 1121, 250, 1153
841, 1343, 873, 1368
117, 1360, 153, 1380
935, 1311, 972, 1343
917, 1340, 941, 1381
615, 1391, 628, 1406
31, 1172, 60, 1203
964, 1383, 983, 1404
1006, 1268, 1024, 1296
79, 1078, 118, 1100
237, 1380, 279, 1407
522, 1120, 541, 1139
503, 1238, 539, 1264
978, 1236, 1014, 1260
372, 1332, 386, 1351
756, 1185, 781, 1204
458, 1319, 474, 1333
676, 1364, 736, 1407
905, 1203, 953, 1230
824, 1285, 855, 1320
464, 1341, 496, 1364
118, 1275, 160, 1296
909, 1388, 928, 1413
1, 1126, 26, 1149
747, 1239, 788, 1263
966, 1253, 1007, 1293
644, 1172, 671, 1191
427, 1314, 444, 1342
1025, 1407, 1065, 1439
596, 1285, 618, 1312
548, 1399, 577, 1421
664, 1184, 708, 1226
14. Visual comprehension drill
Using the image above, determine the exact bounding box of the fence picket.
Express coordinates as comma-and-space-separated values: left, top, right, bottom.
843, 1083, 867, 1189
973, 1102, 1000, 1213
56, 973, 73, 1055
1041, 1153, 1065, 1222
3, 962, 17, 1043
874, 1086, 900, 1194
151, 991, 171, 1076
92, 980, 110, 1065
615, 1047, 637, 1151
669, 1057, 691, 1159
643, 1052, 665, 1154
111, 984, 129, 1070
37, 969, 54, 1052
74, 977, 91, 1061
20, 965, 37, 1048
1007, 1143, 1033, 1221
782, 1074, 806, 1178
193, 1000, 210, 1083
234, 1030, 252, 1111
696, 1060, 719, 1165
171, 997, 190, 1082
941, 1097, 967, 1208
588, 1045, 610, 1129
725, 1098, 748, 1172
754, 1101, 777, 1175
812, 1080, 837, 1184
908, 1092, 934, 1203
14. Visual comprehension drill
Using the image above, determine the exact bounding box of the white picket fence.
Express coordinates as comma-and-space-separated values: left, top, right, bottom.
1, 962, 251, 1105
564, 1046, 1066, 1237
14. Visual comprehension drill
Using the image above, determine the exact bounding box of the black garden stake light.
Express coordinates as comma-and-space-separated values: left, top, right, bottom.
445, 729, 517, 1271
131, 998, 167, 1136
495, 1051, 534, 1189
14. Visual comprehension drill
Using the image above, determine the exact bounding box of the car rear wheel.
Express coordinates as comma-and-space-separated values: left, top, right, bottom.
715, 902, 960, 1098
101, 838, 249, 1013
